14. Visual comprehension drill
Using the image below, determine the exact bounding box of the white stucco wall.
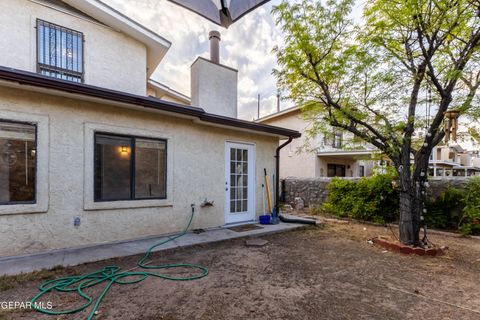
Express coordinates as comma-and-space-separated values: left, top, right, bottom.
261, 111, 318, 178
0, 86, 278, 256
0, 0, 147, 95
191, 58, 238, 118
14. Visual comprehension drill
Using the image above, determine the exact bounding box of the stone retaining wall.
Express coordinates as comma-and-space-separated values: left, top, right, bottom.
282, 177, 470, 208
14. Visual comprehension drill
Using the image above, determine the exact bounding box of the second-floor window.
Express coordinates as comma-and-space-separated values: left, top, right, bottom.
323, 132, 343, 149
333, 132, 342, 148
37, 19, 84, 83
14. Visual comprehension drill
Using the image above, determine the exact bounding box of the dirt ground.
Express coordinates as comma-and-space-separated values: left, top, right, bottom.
1, 220, 480, 320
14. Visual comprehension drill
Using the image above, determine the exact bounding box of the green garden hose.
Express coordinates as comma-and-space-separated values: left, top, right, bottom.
30, 206, 209, 320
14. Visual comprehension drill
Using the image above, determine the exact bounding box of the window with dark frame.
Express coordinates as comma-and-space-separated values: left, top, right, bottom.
333, 132, 342, 149
359, 165, 365, 177
327, 164, 346, 177
94, 133, 167, 202
324, 132, 343, 149
0, 120, 37, 205
37, 19, 84, 83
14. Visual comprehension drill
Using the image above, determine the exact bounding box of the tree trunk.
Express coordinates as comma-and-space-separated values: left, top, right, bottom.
398, 190, 421, 246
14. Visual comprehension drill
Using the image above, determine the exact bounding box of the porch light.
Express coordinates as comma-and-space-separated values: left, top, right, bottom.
121, 146, 128, 153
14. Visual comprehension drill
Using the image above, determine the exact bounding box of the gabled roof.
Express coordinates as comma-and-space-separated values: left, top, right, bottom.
0, 66, 301, 139
255, 106, 301, 123
61, 0, 171, 77
147, 79, 191, 105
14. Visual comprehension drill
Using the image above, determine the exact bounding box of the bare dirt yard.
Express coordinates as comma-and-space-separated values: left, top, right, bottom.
1, 220, 480, 320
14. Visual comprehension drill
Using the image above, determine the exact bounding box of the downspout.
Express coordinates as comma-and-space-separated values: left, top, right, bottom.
273, 136, 293, 223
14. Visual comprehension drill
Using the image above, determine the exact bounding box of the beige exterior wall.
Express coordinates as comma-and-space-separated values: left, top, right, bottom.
159, 95, 188, 104
317, 157, 374, 177
432, 146, 461, 164
147, 86, 189, 104
147, 82, 191, 105
262, 110, 377, 178
459, 153, 471, 166
261, 111, 317, 178
0, 86, 278, 256
0, 0, 147, 95
191, 58, 238, 118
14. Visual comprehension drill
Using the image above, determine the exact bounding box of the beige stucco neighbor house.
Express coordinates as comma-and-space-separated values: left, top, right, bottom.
0, 0, 300, 257
257, 104, 480, 179
427, 135, 480, 177
257, 106, 377, 179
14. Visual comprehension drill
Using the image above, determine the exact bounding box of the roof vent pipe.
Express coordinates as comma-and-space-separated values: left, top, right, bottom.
209, 30, 221, 64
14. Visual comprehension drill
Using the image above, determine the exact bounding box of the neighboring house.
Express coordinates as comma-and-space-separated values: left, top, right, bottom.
256, 106, 377, 178
428, 136, 480, 177
0, 0, 300, 257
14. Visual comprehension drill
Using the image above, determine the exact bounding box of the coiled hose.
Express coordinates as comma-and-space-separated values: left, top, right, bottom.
30, 206, 209, 320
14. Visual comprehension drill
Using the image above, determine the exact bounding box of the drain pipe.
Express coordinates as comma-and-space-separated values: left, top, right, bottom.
273, 136, 293, 223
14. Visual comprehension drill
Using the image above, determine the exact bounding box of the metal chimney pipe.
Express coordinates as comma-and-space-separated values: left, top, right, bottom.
276, 91, 280, 112
257, 93, 260, 119
209, 31, 221, 64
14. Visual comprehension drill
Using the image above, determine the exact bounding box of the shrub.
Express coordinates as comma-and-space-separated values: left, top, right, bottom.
322, 174, 399, 223
322, 178, 356, 218
309, 205, 323, 215
322, 174, 480, 235
459, 177, 480, 235
425, 187, 463, 230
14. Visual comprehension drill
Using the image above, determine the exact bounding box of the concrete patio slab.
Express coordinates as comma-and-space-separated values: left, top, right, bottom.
0, 222, 306, 276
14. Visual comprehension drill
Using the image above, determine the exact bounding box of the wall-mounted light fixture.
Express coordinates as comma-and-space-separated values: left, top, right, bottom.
121, 146, 128, 153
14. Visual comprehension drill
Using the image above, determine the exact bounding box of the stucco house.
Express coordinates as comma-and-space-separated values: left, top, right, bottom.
256, 106, 377, 178
0, 0, 300, 257
256, 103, 480, 179
427, 136, 480, 177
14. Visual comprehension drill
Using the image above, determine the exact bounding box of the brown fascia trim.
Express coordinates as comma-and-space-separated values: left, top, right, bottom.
199, 113, 301, 138
0, 66, 203, 116
0, 66, 301, 139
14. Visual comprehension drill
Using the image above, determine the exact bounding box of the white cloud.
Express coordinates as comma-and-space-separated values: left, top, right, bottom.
103, 0, 362, 120
103, 0, 287, 120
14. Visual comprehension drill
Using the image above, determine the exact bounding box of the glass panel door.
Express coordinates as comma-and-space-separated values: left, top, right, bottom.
225, 142, 255, 224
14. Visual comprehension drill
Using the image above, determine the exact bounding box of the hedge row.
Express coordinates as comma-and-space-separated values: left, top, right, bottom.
321, 175, 480, 235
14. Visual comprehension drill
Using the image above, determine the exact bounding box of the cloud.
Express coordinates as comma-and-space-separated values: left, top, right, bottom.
104, 0, 288, 120
103, 1, 366, 120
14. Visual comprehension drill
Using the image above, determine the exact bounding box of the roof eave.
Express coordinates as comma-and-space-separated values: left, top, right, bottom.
0, 67, 300, 140
62, 0, 171, 77
255, 106, 301, 123
147, 79, 191, 104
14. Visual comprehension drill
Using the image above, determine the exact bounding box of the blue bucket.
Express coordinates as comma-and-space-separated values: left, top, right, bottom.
259, 215, 271, 225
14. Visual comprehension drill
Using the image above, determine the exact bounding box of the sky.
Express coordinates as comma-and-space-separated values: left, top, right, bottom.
104, 0, 364, 120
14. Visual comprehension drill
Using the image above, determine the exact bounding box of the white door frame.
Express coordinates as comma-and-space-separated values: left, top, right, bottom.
224, 141, 256, 224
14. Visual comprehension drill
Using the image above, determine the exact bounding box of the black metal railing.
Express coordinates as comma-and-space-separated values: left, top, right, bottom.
36, 19, 84, 83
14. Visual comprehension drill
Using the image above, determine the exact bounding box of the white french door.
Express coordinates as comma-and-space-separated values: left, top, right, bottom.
225, 142, 256, 224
